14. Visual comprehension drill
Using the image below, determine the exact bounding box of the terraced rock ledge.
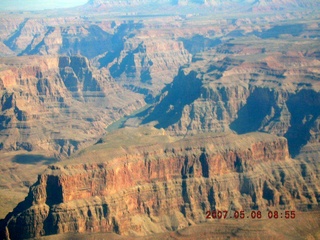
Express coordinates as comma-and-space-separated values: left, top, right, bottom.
1, 128, 319, 239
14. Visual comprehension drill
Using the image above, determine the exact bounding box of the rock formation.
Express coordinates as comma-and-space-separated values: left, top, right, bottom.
141, 47, 320, 157
0, 1, 319, 239
1, 128, 319, 239
107, 35, 192, 97
1, 15, 193, 96
0, 55, 145, 156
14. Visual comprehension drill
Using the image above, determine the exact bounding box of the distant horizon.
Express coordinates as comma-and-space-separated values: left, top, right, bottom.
0, 0, 88, 11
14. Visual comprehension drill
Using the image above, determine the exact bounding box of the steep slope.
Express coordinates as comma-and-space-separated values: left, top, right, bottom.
106, 31, 192, 97
1, 17, 115, 58
0, 127, 319, 239
1, 8, 318, 99
0, 16, 193, 97
0, 55, 145, 156
141, 40, 320, 157
0, 3, 319, 240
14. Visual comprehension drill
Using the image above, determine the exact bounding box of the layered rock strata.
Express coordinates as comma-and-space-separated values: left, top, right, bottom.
0, 16, 194, 97
1, 129, 319, 239
141, 48, 320, 157
0, 55, 145, 155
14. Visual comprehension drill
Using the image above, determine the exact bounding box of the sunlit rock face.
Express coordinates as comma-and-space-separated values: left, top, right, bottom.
0, 55, 145, 156
0, 1, 319, 239
1, 129, 319, 239
142, 49, 320, 158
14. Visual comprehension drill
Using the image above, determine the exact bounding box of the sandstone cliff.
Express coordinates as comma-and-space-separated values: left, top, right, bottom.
0, 128, 319, 239
0, 3, 319, 239
1, 16, 193, 97
0, 55, 145, 156
141, 45, 320, 157
1, 7, 316, 99
106, 33, 192, 97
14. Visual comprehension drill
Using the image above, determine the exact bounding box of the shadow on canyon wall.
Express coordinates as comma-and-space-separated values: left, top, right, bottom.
12, 154, 57, 165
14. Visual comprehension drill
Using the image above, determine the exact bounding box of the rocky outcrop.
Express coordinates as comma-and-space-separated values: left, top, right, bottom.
2, 19, 114, 58
1, 6, 316, 99
0, 4, 319, 239
0, 128, 319, 239
1, 16, 193, 97
0, 55, 145, 156
141, 49, 320, 157
107, 36, 192, 97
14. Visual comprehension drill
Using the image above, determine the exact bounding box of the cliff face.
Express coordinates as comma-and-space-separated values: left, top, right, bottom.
0, 3, 319, 239
1, 17, 117, 59
1, 7, 317, 100
142, 49, 320, 157
108, 36, 192, 97
0, 17, 193, 98
2, 9, 315, 98
1, 129, 319, 239
0, 55, 145, 156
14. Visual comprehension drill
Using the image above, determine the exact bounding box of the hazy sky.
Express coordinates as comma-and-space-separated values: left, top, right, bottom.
0, 0, 88, 11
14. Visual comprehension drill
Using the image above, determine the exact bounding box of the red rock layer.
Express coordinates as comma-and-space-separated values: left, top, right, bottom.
1, 131, 319, 239
0, 55, 145, 155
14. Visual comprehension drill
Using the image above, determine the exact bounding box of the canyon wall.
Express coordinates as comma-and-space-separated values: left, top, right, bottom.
0, 3, 319, 239
141, 49, 320, 157
1, 129, 319, 239
0, 17, 193, 98
0, 55, 144, 155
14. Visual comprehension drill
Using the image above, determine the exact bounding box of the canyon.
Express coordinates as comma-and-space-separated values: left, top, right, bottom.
0, 55, 144, 155
0, 0, 319, 239
140, 48, 320, 158
1, 128, 319, 239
